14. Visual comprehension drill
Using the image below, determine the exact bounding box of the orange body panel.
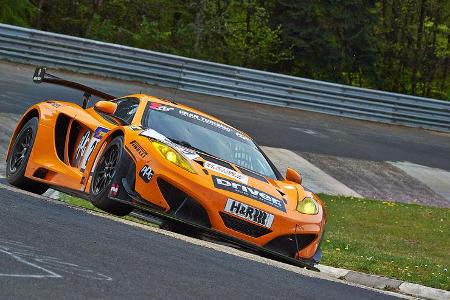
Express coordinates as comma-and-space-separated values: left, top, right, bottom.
7, 94, 326, 261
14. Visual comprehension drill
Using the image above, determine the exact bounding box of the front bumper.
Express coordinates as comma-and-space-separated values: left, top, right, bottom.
130, 154, 325, 264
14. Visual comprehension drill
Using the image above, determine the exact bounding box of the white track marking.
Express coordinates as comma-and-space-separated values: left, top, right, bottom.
42, 189, 60, 200
389, 161, 450, 202
261, 146, 361, 197
0, 249, 62, 278
0, 238, 112, 280
0, 183, 411, 298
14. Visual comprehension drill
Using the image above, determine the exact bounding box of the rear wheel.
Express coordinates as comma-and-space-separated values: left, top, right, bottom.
90, 136, 133, 216
6, 117, 48, 194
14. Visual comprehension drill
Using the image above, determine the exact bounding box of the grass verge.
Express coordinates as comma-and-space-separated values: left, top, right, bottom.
59, 193, 449, 290
319, 194, 449, 291
58, 193, 158, 228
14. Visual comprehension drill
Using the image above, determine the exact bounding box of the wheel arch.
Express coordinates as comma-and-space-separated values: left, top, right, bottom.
6, 107, 41, 161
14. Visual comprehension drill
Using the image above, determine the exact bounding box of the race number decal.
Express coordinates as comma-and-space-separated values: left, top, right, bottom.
80, 127, 109, 172
74, 131, 91, 166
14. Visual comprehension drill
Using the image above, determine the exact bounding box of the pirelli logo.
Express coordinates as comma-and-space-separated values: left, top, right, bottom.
129, 140, 148, 158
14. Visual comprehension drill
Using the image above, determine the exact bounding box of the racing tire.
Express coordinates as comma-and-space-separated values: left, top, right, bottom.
6, 117, 49, 194
90, 136, 133, 216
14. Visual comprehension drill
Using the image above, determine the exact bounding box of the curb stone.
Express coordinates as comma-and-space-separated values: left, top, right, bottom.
317, 264, 450, 300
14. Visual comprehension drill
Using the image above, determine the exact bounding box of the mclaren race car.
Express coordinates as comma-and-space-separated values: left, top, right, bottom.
6, 67, 326, 269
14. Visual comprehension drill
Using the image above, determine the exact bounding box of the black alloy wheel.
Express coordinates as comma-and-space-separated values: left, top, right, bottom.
6, 117, 48, 194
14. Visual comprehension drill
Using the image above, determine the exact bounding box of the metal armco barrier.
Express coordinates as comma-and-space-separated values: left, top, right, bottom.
1, 23, 449, 132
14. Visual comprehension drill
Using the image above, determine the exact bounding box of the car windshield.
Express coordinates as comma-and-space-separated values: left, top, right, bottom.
142, 102, 278, 179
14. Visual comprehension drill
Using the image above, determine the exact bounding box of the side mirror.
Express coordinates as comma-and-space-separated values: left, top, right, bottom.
286, 168, 302, 184
95, 100, 117, 115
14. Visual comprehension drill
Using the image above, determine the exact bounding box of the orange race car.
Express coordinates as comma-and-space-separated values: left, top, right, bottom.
6, 67, 326, 269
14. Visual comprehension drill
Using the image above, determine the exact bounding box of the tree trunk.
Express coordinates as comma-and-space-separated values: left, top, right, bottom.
411, 0, 426, 95
34, 0, 46, 29
84, 0, 103, 37
194, 0, 205, 53
242, 3, 253, 66
440, 34, 450, 93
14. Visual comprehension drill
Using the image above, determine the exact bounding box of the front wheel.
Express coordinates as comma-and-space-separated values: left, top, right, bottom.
6, 117, 48, 194
90, 136, 133, 216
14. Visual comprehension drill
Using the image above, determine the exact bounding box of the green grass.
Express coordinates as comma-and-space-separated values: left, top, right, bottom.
319, 194, 450, 290
58, 193, 449, 290
58, 193, 158, 228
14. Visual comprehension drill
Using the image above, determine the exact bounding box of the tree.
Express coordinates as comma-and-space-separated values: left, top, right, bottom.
0, 0, 35, 26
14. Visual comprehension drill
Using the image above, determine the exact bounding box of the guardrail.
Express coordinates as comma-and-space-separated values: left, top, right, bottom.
1, 23, 449, 132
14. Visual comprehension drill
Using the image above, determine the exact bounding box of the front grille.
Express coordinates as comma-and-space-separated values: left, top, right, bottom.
265, 234, 316, 258
219, 212, 272, 238
157, 178, 211, 228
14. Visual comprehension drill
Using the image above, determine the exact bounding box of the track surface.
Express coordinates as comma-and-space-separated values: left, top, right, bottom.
0, 61, 443, 299
0, 186, 401, 300
1, 61, 449, 171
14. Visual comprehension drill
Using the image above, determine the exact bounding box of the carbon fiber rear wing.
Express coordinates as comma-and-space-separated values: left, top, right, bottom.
33, 67, 116, 108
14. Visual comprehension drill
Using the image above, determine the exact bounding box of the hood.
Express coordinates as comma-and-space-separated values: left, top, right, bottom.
137, 128, 299, 213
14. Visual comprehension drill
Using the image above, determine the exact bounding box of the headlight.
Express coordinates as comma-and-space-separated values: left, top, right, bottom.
151, 141, 196, 174
296, 197, 319, 215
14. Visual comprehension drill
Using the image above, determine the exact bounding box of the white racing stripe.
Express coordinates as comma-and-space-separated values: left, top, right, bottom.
389, 161, 450, 202
261, 146, 361, 197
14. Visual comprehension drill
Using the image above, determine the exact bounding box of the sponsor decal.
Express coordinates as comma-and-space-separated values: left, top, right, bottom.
212, 176, 286, 212
204, 161, 248, 184
109, 183, 119, 197
47, 101, 61, 108
74, 131, 91, 165
224, 199, 274, 228
178, 110, 232, 133
93, 127, 109, 139
80, 127, 109, 172
129, 140, 148, 158
139, 165, 154, 183
149, 102, 175, 112
148, 102, 253, 143
177, 109, 251, 142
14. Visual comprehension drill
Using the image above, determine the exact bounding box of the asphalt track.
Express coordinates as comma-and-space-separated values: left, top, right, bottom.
1, 61, 450, 171
0, 60, 444, 299
0, 184, 402, 300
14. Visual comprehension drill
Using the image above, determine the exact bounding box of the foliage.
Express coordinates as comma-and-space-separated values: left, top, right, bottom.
0, 0, 35, 26
0, 0, 448, 99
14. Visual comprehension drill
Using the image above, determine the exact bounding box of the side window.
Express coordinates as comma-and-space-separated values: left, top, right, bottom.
112, 98, 140, 124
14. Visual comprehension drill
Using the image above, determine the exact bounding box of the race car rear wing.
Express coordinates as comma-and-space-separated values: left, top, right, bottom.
33, 67, 116, 108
